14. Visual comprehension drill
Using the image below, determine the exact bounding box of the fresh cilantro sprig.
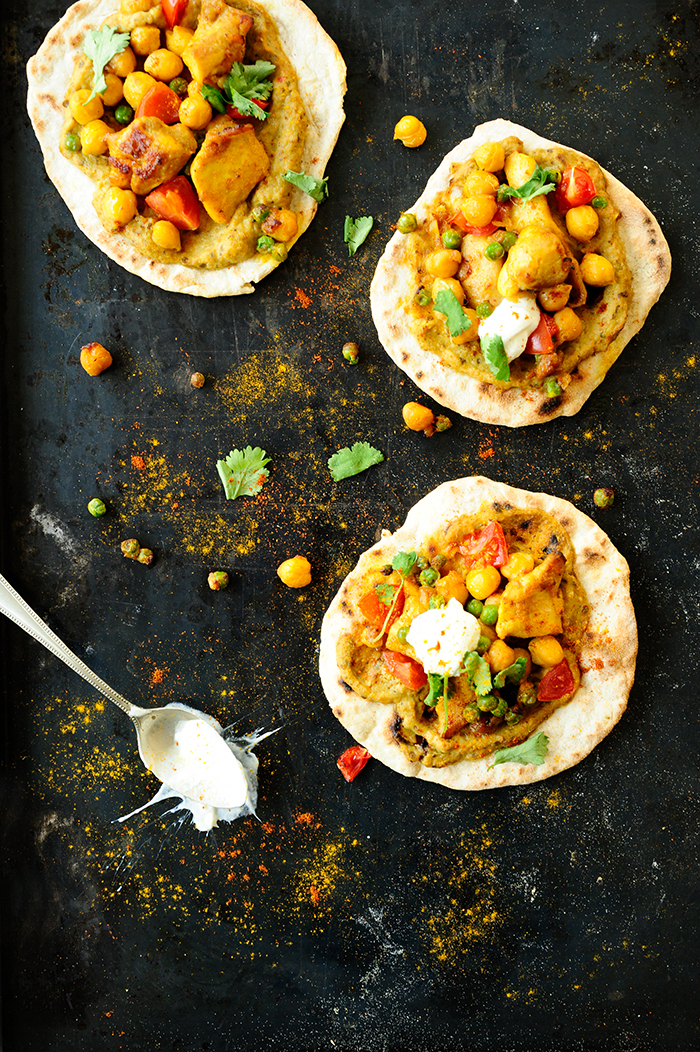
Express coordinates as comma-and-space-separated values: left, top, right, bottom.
375, 582, 396, 607
328, 442, 383, 481
83, 26, 130, 102
216, 446, 271, 499
433, 289, 472, 338
283, 171, 329, 203
493, 656, 527, 690
487, 732, 549, 769
202, 60, 275, 120
463, 650, 492, 697
367, 549, 416, 645
392, 551, 417, 577
480, 333, 510, 382
424, 673, 444, 707
344, 216, 374, 257
497, 165, 558, 204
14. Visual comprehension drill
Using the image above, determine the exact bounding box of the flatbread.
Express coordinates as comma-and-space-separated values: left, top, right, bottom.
319, 476, 637, 789
27, 0, 346, 297
370, 119, 671, 425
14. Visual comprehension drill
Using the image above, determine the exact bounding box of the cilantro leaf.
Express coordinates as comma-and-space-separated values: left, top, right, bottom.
391, 551, 417, 577
424, 672, 444, 707
283, 170, 329, 203
463, 651, 493, 697
487, 732, 549, 769
497, 165, 558, 203
375, 582, 396, 607
328, 442, 384, 481
344, 216, 374, 257
433, 289, 472, 337
205, 61, 276, 120
493, 656, 528, 690
83, 26, 130, 101
216, 446, 271, 499
201, 83, 228, 114
481, 333, 510, 382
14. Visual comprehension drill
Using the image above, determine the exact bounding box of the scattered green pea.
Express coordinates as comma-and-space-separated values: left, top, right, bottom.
397, 212, 417, 234
416, 556, 429, 571
114, 103, 134, 125
64, 132, 80, 152
493, 697, 508, 718
504, 710, 522, 724
485, 241, 504, 261
342, 341, 360, 365
520, 685, 538, 707
594, 487, 615, 508
435, 415, 452, 432
430, 554, 447, 571
480, 604, 499, 626
476, 634, 491, 655
545, 377, 563, 398
500, 231, 517, 251
88, 498, 106, 518
429, 596, 446, 609
208, 571, 229, 590
396, 626, 409, 642
591, 195, 608, 209
442, 228, 462, 249
463, 705, 480, 722
475, 301, 493, 319
137, 548, 154, 566
419, 566, 439, 587
467, 598, 484, 617
477, 694, 498, 712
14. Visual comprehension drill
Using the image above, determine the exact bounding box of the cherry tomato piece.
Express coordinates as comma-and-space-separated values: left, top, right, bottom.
382, 650, 428, 690
537, 659, 575, 701
555, 166, 596, 213
525, 312, 557, 355
161, 0, 188, 29
460, 520, 509, 567
337, 746, 371, 782
145, 175, 200, 231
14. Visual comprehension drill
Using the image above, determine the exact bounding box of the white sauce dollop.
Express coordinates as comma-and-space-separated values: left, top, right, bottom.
406, 598, 481, 677
480, 293, 540, 362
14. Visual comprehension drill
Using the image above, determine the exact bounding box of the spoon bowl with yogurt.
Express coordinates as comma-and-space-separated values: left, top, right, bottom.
0, 572, 249, 822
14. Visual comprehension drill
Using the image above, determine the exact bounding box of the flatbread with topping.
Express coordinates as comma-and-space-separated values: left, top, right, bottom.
319, 476, 637, 789
370, 119, 670, 425
27, 0, 346, 296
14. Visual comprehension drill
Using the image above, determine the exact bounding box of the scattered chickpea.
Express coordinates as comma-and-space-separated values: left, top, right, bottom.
472, 141, 506, 173
143, 48, 184, 82
402, 401, 435, 434
99, 73, 125, 108
393, 115, 427, 148
88, 498, 107, 517
101, 186, 138, 228
79, 119, 110, 156
580, 253, 615, 286
277, 556, 312, 588
342, 341, 360, 365
80, 342, 113, 376
594, 487, 615, 508
123, 71, 157, 109
106, 45, 137, 78
130, 25, 162, 56
208, 571, 229, 590
434, 414, 452, 432
190, 371, 205, 388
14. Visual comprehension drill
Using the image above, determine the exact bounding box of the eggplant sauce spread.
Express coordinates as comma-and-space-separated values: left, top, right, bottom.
336, 506, 590, 768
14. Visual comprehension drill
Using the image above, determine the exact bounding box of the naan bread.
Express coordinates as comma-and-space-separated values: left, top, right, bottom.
371, 119, 671, 425
27, 0, 346, 296
319, 476, 637, 789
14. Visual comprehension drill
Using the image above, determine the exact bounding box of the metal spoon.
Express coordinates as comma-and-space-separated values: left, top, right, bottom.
0, 572, 247, 809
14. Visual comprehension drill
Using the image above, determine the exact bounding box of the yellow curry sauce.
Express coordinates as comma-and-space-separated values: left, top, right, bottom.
337, 506, 590, 767
403, 136, 632, 393
60, 0, 307, 269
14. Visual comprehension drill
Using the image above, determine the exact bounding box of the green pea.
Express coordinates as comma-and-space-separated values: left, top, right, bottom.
593, 487, 615, 508
475, 301, 493, 319
505, 710, 522, 724
480, 604, 499, 627
88, 498, 106, 517
545, 377, 563, 398
546, 168, 561, 184
121, 539, 140, 559
484, 241, 504, 261
169, 77, 188, 98
477, 694, 497, 713
467, 598, 484, 617
500, 231, 517, 251
463, 704, 480, 722
415, 288, 431, 307
419, 567, 439, 587
416, 555, 429, 571
476, 634, 491, 655
592, 195, 608, 209
64, 132, 80, 152
442, 228, 462, 249
430, 554, 447, 571
397, 212, 417, 234
114, 103, 134, 125
208, 571, 229, 590
270, 243, 288, 263
251, 204, 271, 223
429, 596, 446, 609
342, 341, 359, 364
257, 235, 275, 253
520, 685, 538, 706
493, 697, 508, 718
396, 626, 409, 641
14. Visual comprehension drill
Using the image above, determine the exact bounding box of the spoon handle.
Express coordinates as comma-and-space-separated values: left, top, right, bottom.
0, 572, 134, 717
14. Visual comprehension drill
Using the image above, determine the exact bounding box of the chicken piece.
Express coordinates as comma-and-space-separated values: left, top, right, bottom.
335, 634, 422, 705
435, 674, 477, 739
107, 117, 197, 195
496, 551, 565, 639
506, 225, 572, 291
182, 0, 253, 83
190, 118, 269, 223
458, 233, 503, 307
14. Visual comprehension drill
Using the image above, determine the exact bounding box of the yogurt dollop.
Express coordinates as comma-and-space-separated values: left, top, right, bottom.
406, 598, 481, 677
479, 293, 540, 362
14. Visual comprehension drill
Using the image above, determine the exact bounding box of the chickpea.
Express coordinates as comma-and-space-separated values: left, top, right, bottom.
130, 25, 162, 56
402, 401, 435, 432
152, 219, 181, 250
106, 45, 137, 78
435, 570, 468, 606
538, 283, 571, 312
277, 556, 312, 588
166, 25, 195, 55
529, 636, 564, 667
393, 115, 427, 147
580, 253, 615, 286
262, 208, 299, 243
496, 262, 520, 300
80, 342, 113, 376
465, 564, 501, 601
473, 141, 505, 173
123, 71, 157, 109
69, 88, 104, 125
553, 306, 584, 343
144, 48, 184, 82
465, 169, 499, 196
566, 204, 599, 242
488, 639, 515, 673
79, 119, 110, 156
102, 186, 138, 228
431, 277, 465, 305
99, 73, 124, 107
501, 550, 535, 579
504, 151, 537, 188
461, 195, 498, 228
207, 571, 229, 590
425, 248, 461, 278
451, 308, 479, 344
179, 94, 212, 129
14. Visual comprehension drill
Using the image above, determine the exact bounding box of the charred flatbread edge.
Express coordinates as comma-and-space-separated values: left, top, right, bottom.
370, 118, 671, 426
319, 475, 638, 789
26, 0, 346, 297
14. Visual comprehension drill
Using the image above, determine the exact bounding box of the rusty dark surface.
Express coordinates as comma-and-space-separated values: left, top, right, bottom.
1, 0, 699, 1050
